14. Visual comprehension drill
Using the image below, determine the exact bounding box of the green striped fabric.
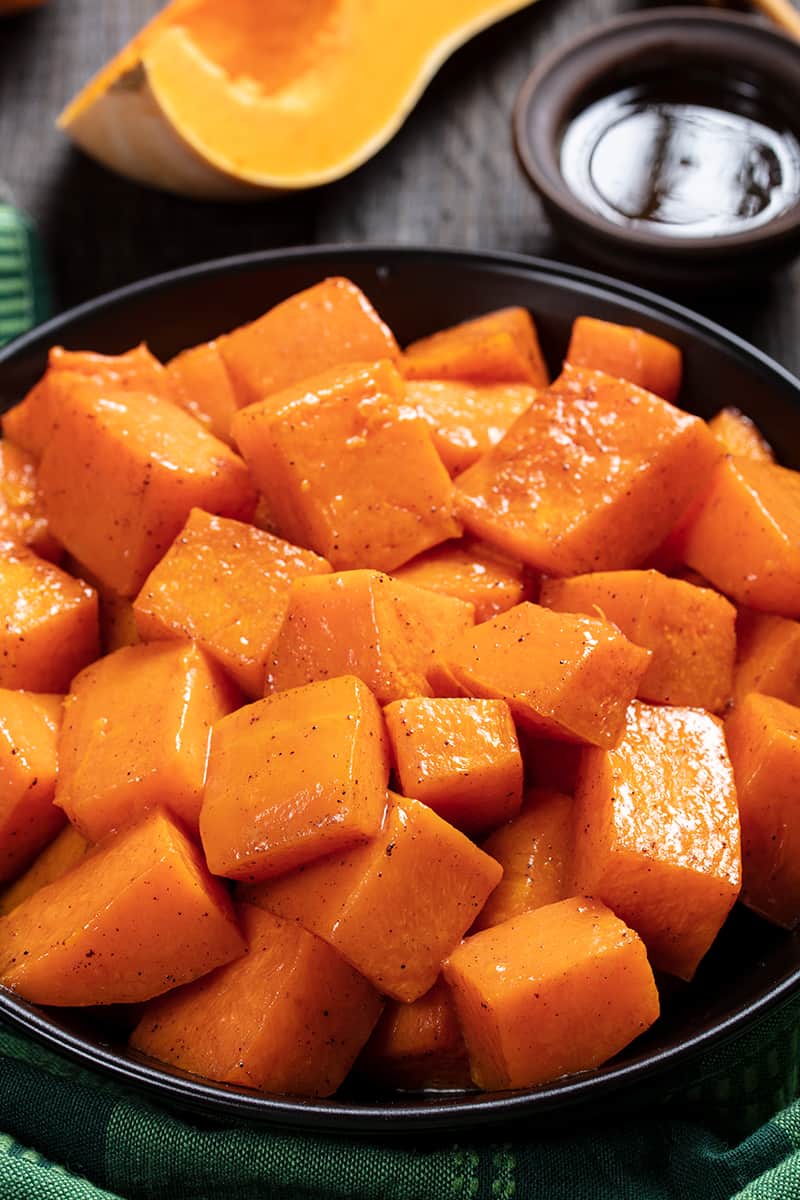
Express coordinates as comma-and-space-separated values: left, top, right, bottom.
0, 202, 51, 345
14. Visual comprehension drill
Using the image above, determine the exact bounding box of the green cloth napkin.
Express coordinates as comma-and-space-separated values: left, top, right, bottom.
0, 200, 51, 345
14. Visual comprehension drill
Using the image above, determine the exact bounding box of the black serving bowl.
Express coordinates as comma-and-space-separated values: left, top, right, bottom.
1, 245, 800, 1135
513, 8, 800, 289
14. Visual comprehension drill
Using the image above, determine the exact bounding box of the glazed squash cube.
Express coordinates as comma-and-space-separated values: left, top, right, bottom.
218, 277, 400, 408
0, 807, 245, 1006
402, 307, 549, 386
565, 316, 682, 403
733, 609, 800, 707
243, 793, 502, 1003
232, 360, 459, 572
0, 690, 64, 884
56, 641, 241, 842
357, 975, 470, 1090
393, 538, 532, 623
134, 508, 331, 697
707, 407, 774, 462
0, 440, 61, 560
267, 570, 474, 706
400, 380, 538, 474
726, 693, 800, 928
472, 787, 574, 932
430, 601, 650, 748
0, 824, 89, 916
540, 569, 736, 712
683, 456, 800, 616
130, 904, 384, 1098
38, 375, 257, 596
200, 675, 390, 882
165, 340, 239, 444
0, 542, 98, 692
573, 701, 741, 980
443, 897, 659, 1090
455, 364, 721, 575
383, 697, 523, 835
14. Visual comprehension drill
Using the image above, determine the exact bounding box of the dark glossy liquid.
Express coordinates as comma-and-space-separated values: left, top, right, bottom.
560, 80, 800, 238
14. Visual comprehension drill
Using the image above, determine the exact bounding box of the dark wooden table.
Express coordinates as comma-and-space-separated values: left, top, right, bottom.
1, 0, 798, 377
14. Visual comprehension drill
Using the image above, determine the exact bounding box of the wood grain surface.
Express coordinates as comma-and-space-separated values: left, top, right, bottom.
1, 0, 798, 376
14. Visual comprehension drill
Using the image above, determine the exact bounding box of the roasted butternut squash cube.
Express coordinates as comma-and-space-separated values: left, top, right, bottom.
0, 542, 98, 692
393, 538, 532, 623
130, 904, 383, 1098
400, 380, 538, 474
683, 456, 800, 616
565, 316, 682, 403
708, 407, 774, 462
574, 702, 741, 980
0, 807, 245, 1006
267, 570, 474, 705
243, 793, 502, 1003
201, 675, 389, 882
56, 641, 241, 842
734, 610, 800, 707
726, 693, 800, 928
0, 690, 64, 883
0, 823, 89, 915
219, 277, 399, 407
357, 975, 470, 1090
134, 508, 331, 697
540, 569, 736, 712
443, 898, 659, 1090
455, 365, 721, 575
232, 360, 459, 572
38, 375, 257, 596
65, 554, 141, 655
383, 697, 522, 835
430, 602, 650, 747
472, 788, 573, 932
402, 307, 549, 386
0, 440, 61, 560
165, 340, 239, 444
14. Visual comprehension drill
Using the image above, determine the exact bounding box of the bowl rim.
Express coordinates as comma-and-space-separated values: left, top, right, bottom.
512, 6, 800, 259
1, 242, 800, 1135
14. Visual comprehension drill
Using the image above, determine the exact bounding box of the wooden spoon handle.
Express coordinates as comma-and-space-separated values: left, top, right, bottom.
749, 0, 800, 40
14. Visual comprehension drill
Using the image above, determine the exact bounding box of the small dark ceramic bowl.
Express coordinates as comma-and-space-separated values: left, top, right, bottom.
1, 246, 800, 1134
514, 8, 800, 288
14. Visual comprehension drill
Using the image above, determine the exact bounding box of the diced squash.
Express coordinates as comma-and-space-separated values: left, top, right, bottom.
383, 697, 522, 835
402, 307, 549, 386
0, 824, 89, 916
708, 407, 774, 462
134, 508, 331, 697
443, 897, 659, 1090
400, 380, 537, 474
38, 375, 257, 597
0, 543, 99, 692
393, 538, 532, 623
232, 360, 459, 572
218, 277, 400, 407
266, 570, 474, 705
734, 610, 800, 707
726, 693, 800, 928
243, 793, 502, 1003
357, 975, 470, 1090
573, 701, 741, 980
165, 340, 239, 444
56, 641, 241, 842
430, 601, 650, 747
0, 690, 64, 883
0, 440, 61, 560
200, 675, 389, 882
564, 316, 682, 403
472, 788, 573, 931
540, 569, 736, 712
2, 343, 167, 458
682, 456, 800, 616
454, 364, 722, 575
0, 808, 245, 1006
130, 904, 383, 1098
64, 554, 141, 654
